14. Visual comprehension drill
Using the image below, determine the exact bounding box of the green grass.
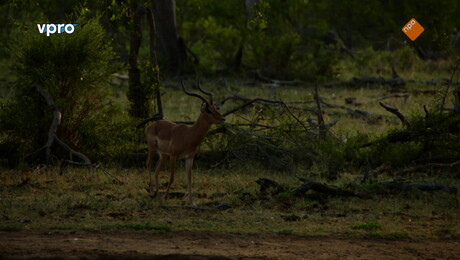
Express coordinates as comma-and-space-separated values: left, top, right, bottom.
0, 166, 458, 239
274, 229, 294, 235
352, 221, 382, 231
0, 224, 23, 232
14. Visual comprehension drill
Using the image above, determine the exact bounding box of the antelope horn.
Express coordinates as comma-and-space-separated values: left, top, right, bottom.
181, 81, 209, 104
197, 82, 214, 104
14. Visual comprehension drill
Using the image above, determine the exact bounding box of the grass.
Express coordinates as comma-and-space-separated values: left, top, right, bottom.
352, 221, 382, 231
0, 57, 459, 240
103, 222, 172, 232
0, 166, 458, 239
369, 232, 410, 240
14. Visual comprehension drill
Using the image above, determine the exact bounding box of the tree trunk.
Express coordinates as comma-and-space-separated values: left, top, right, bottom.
146, 7, 163, 119
127, 2, 148, 118
151, 0, 184, 75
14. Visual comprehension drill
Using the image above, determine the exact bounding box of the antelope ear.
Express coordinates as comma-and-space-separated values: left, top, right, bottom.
201, 102, 208, 112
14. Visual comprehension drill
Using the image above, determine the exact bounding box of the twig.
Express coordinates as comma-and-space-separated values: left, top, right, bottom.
222, 96, 311, 133
314, 85, 326, 136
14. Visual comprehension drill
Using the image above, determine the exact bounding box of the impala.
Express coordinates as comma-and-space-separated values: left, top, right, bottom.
145, 81, 225, 205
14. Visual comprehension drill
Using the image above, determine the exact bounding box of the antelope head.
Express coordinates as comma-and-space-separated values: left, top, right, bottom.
181, 81, 225, 124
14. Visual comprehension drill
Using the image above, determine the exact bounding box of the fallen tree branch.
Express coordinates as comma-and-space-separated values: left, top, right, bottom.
255, 178, 372, 199
294, 179, 372, 199
222, 96, 311, 133
54, 136, 91, 164
379, 102, 408, 125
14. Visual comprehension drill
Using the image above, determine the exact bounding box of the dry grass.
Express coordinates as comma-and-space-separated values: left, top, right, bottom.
0, 166, 458, 239
1, 66, 458, 240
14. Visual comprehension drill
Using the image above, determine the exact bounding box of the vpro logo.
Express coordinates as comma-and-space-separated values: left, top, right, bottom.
37, 24, 78, 37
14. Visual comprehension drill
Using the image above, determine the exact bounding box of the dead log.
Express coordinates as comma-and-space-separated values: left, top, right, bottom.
293, 179, 372, 199
379, 180, 458, 194
255, 178, 372, 199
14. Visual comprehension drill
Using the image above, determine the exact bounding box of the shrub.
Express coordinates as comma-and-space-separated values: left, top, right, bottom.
0, 15, 129, 166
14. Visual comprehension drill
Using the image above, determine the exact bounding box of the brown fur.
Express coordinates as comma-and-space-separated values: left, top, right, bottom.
146, 102, 224, 205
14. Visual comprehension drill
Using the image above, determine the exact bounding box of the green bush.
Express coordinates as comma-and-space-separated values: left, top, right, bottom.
0, 15, 131, 166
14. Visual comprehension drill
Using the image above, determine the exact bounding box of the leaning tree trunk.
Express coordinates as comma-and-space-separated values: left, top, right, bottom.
151, 0, 184, 75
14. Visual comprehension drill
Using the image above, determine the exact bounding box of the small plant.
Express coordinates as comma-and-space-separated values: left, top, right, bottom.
351, 221, 381, 231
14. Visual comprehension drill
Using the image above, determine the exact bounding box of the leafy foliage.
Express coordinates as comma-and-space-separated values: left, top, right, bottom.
0, 15, 126, 165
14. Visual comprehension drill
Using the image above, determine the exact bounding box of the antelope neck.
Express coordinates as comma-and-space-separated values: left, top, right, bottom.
190, 112, 212, 141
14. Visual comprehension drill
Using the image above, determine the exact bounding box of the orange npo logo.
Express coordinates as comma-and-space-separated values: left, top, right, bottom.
402, 18, 424, 41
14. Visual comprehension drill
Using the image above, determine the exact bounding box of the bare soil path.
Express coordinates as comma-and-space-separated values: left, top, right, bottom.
1, 230, 459, 260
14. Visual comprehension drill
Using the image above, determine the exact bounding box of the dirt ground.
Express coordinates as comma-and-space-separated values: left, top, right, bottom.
1, 231, 459, 260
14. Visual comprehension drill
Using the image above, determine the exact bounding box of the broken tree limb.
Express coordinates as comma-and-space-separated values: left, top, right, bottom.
222, 96, 311, 133
255, 178, 372, 199
54, 136, 91, 164
379, 102, 408, 125
293, 179, 372, 199
227, 124, 298, 147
